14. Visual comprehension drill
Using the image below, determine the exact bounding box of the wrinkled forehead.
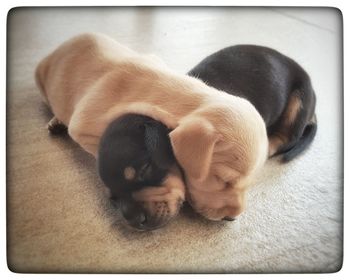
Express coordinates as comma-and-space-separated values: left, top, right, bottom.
212, 139, 249, 177
180, 163, 240, 195
211, 163, 241, 182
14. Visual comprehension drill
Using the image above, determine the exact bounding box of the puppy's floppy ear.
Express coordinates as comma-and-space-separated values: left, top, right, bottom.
144, 121, 175, 168
169, 117, 220, 181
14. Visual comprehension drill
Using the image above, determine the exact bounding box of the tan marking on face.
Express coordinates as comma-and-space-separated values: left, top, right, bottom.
124, 166, 136, 180
283, 94, 302, 125
131, 165, 185, 219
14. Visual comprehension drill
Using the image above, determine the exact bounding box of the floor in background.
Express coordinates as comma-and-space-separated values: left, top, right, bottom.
6, 7, 343, 273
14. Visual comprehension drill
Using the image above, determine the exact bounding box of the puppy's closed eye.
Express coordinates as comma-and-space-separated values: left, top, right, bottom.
137, 162, 153, 181
214, 175, 235, 190
225, 181, 233, 189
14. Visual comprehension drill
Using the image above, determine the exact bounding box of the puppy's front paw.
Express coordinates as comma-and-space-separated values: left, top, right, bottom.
47, 117, 67, 135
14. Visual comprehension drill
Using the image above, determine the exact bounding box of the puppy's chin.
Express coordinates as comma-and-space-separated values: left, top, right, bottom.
190, 206, 240, 222
124, 170, 186, 230
186, 191, 243, 222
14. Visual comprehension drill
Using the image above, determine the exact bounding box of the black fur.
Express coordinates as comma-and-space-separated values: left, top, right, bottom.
279, 117, 317, 162
187, 45, 317, 161
98, 114, 175, 200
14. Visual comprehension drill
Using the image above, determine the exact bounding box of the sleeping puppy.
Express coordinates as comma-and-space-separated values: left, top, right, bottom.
188, 45, 317, 161
98, 113, 182, 230
35, 33, 268, 225
48, 113, 182, 230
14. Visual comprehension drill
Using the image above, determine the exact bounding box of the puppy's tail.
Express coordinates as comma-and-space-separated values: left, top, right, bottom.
279, 114, 317, 162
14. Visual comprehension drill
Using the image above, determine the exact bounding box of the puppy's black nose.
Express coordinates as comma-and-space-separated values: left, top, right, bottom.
120, 198, 150, 229
129, 211, 147, 227
222, 216, 236, 221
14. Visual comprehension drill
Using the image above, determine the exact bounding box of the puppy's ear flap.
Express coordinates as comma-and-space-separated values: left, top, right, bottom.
144, 121, 175, 168
169, 118, 220, 181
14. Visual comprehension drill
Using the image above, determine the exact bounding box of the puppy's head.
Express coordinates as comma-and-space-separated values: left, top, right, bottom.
169, 101, 268, 221
98, 114, 184, 230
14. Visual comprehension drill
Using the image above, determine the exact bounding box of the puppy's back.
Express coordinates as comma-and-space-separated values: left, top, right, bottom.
188, 45, 317, 161
35, 33, 136, 125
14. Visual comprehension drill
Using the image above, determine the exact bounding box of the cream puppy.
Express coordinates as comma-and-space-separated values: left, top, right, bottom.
35, 33, 268, 223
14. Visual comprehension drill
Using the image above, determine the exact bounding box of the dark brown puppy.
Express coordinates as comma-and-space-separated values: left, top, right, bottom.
188, 45, 317, 161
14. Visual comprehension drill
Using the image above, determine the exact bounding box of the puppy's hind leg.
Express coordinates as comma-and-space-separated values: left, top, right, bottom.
268, 89, 316, 162
47, 117, 67, 135
268, 133, 288, 157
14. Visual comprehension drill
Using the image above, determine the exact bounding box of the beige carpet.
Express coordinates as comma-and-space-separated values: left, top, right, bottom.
7, 7, 343, 273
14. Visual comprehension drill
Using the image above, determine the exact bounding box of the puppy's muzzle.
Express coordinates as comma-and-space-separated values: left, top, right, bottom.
120, 197, 180, 231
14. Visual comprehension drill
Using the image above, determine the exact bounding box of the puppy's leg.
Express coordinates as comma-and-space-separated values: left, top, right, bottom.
268, 60, 319, 161
268, 133, 288, 157
268, 94, 302, 157
47, 117, 67, 135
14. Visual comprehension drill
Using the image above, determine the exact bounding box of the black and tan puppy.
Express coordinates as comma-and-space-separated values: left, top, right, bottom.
188, 45, 317, 161
97, 114, 180, 230
98, 114, 174, 200
48, 113, 182, 230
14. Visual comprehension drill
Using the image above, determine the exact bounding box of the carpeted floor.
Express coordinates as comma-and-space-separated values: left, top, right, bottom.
6, 7, 343, 273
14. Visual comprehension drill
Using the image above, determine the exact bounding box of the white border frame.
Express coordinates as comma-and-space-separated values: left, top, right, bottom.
1, 0, 347, 279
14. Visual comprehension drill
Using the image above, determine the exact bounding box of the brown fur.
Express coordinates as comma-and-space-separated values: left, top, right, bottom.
283, 94, 303, 126
35, 33, 268, 221
132, 165, 185, 219
268, 133, 289, 157
268, 94, 303, 156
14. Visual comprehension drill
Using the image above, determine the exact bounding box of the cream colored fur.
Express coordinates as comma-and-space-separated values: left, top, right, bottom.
35, 33, 268, 220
